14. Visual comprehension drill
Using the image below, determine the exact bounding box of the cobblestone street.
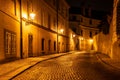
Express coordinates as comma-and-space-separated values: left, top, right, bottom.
12, 52, 120, 80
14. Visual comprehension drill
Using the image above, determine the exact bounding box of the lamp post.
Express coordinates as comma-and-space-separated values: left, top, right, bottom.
20, 0, 23, 59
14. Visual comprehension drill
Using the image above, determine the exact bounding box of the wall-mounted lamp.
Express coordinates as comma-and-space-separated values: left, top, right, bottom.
80, 37, 84, 40
30, 12, 36, 20
60, 29, 64, 33
72, 34, 76, 38
23, 12, 36, 25
89, 39, 93, 43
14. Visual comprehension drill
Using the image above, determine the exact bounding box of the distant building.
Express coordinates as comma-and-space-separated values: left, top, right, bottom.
0, 0, 70, 61
69, 6, 102, 50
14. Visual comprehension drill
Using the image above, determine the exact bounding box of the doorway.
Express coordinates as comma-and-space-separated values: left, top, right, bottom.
28, 34, 33, 57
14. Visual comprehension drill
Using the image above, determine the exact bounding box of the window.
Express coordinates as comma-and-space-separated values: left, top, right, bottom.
58, 42, 60, 52
48, 40, 51, 51
11, 0, 17, 15
62, 42, 64, 45
4, 30, 16, 58
41, 38, 45, 51
90, 31, 92, 38
54, 18, 56, 30
41, 10, 45, 26
28, 34, 33, 57
27, 1, 29, 17
53, 0, 56, 6
80, 30, 83, 36
48, 14, 51, 29
95, 32, 98, 35
54, 41, 56, 51
72, 16, 76, 20
61, 7, 64, 14
89, 19, 92, 24
85, 8, 89, 16
81, 18, 83, 22
41, 10, 43, 26
66, 9, 68, 17
58, 1, 60, 11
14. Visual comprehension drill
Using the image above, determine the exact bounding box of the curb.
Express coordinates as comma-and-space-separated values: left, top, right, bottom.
96, 54, 120, 71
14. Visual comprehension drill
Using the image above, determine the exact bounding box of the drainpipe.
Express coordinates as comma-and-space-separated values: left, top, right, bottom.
56, 0, 59, 53
20, 0, 23, 59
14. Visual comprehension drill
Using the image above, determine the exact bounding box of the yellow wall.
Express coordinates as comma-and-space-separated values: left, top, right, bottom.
0, 0, 70, 61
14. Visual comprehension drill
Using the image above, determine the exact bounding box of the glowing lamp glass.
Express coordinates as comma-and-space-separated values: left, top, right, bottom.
73, 34, 76, 37
89, 39, 93, 43
60, 29, 64, 33
30, 12, 36, 20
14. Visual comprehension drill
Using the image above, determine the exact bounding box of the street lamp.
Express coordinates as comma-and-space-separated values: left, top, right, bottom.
72, 34, 76, 38
80, 37, 84, 40
30, 12, 36, 20
89, 39, 93, 43
22, 12, 36, 24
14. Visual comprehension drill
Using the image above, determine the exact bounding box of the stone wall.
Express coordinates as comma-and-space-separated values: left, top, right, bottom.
94, 0, 120, 60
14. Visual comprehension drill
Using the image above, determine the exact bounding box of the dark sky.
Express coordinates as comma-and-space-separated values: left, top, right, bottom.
66, 0, 113, 12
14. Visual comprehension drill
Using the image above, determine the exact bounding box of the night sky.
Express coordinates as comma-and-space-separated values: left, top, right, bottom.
66, 0, 113, 12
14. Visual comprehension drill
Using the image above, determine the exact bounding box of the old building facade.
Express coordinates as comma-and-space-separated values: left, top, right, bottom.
69, 7, 101, 51
0, 0, 71, 61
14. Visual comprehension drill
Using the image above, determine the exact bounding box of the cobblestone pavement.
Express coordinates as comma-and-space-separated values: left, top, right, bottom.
12, 52, 120, 80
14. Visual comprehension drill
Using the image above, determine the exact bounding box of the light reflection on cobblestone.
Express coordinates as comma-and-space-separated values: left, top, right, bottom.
13, 53, 120, 80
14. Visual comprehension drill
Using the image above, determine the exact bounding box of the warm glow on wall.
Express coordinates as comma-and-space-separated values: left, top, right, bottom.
30, 12, 36, 20
89, 39, 93, 43
73, 34, 76, 38
60, 29, 64, 33
23, 14, 27, 19
80, 37, 84, 40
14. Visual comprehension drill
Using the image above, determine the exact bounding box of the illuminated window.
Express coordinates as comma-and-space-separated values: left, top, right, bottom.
4, 30, 16, 58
